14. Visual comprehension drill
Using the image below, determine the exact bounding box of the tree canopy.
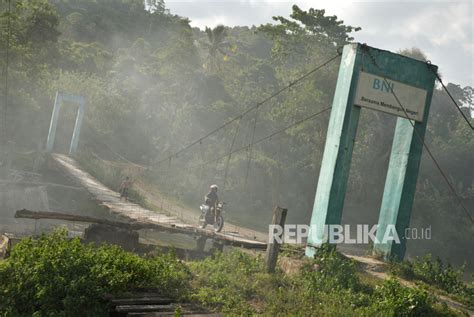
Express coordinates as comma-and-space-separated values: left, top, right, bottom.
0, 0, 472, 270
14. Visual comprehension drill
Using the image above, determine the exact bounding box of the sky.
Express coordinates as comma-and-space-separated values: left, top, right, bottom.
164, 0, 474, 88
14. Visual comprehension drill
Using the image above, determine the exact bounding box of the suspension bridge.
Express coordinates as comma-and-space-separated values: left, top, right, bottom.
14, 152, 268, 250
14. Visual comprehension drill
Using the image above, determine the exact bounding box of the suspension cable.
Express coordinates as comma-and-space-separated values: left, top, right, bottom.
3, 0, 11, 150
223, 117, 241, 189
382, 77, 474, 224
244, 105, 259, 186
186, 107, 331, 171
154, 52, 342, 166
361, 47, 473, 223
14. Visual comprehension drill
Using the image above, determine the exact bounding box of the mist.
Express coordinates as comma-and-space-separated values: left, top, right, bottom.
0, 0, 472, 273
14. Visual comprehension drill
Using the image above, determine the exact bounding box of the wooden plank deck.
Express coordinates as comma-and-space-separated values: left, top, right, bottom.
51, 153, 267, 249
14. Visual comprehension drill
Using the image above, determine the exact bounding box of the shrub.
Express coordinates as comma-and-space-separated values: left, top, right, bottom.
186, 247, 465, 316
0, 229, 190, 316
188, 250, 268, 314
371, 278, 434, 316
389, 259, 416, 280
389, 255, 473, 307
412, 256, 468, 296
298, 244, 361, 293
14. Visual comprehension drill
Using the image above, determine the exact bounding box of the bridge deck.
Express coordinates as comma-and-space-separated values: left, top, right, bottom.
51, 153, 266, 249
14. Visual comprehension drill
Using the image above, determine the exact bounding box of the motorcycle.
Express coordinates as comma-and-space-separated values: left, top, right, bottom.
199, 202, 225, 232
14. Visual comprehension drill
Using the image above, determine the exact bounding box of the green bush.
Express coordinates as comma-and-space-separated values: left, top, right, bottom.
412, 256, 469, 296
298, 244, 362, 293
188, 250, 267, 314
0, 229, 190, 316
389, 255, 473, 307
281, 245, 374, 315
371, 278, 434, 316
265, 246, 443, 316
389, 259, 416, 280
188, 248, 463, 316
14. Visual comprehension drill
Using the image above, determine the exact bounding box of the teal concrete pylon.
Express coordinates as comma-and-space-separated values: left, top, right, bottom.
305, 43, 437, 260
46, 91, 86, 155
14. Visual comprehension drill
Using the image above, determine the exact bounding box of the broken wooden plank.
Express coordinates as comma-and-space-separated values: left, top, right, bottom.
15, 209, 267, 249
115, 304, 176, 313
15, 209, 189, 233
110, 298, 173, 306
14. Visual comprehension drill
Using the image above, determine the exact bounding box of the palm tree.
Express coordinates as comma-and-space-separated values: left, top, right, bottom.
200, 25, 231, 72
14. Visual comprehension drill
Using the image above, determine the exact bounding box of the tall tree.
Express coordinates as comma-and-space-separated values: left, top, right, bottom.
200, 25, 231, 72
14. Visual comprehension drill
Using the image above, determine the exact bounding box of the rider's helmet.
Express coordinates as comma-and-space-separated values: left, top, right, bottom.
210, 184, 219, 191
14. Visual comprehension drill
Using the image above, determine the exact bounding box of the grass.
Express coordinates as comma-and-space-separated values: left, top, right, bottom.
188, 245, 467, 316
1, 231, 470, 316
388, 255, 473, 309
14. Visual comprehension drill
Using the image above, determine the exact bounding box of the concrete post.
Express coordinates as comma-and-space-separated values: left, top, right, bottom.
305, 44, 362, 257
46, 92, 62, 152
46, 92, 86, 155
374, 75, 436, 260
305, 43, 437, 260
69, 98, 85, 155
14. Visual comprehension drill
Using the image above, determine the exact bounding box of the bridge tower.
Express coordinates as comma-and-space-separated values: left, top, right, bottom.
46, 92, 86, 155
306, 43, 437, 260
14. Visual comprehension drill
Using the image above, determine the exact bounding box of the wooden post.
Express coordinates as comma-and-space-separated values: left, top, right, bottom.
265, 206, 287, 273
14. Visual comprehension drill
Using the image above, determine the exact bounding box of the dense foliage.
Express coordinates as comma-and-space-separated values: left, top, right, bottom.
0, 231, 469, 316
189, 248, 462, 316
0, 230, 190, 316
389, 255, 474, 307
0, 0, 472, 269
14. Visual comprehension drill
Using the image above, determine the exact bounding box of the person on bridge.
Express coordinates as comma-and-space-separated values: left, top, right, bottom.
205, 184, 219, 215
119, 176, 131, 201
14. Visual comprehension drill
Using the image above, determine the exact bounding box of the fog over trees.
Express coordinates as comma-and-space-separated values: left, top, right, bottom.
0, 0, 472, 269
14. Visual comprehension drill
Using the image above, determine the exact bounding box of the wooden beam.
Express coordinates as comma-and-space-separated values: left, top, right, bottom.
114, 304, 175, 313
0, 180, 84, 191
14, 209, 267, 250
110, 297, 172, 306
16, 209, 150, 230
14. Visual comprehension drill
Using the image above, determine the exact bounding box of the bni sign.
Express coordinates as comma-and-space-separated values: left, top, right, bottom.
354, 71, 427, 122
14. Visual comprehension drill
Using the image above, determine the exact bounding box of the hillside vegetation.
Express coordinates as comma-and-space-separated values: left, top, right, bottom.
0, 0, 472, 269
0, 231, 472, 316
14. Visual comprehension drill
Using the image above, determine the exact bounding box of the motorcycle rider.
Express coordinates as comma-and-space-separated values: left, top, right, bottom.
205, 184, 219, 216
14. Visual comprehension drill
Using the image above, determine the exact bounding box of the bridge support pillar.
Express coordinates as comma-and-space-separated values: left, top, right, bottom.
374, 97, 435, 260
306, 43, 437, 260
306, 44, 362, 257
46, 92, 62, 152
69, 98, 85, 155
46, 91, 86, 155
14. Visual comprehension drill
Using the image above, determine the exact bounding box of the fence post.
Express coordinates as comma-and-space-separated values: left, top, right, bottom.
265, 206, 287, 273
